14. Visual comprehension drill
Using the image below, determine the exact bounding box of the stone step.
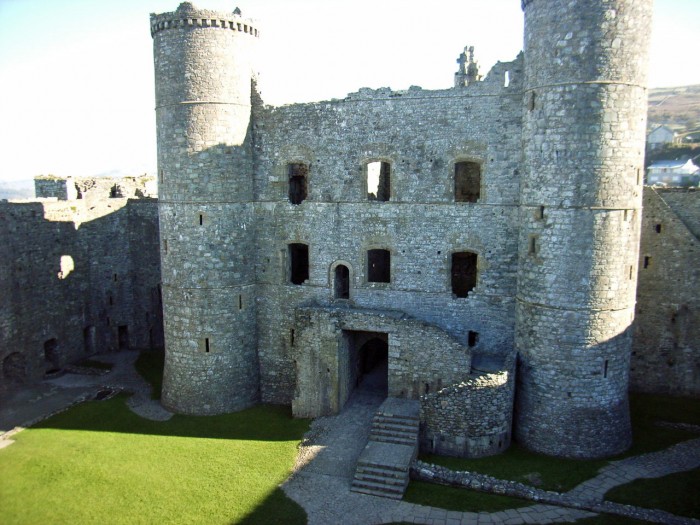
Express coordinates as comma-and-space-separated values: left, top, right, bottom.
372, 421, 418, 434
372, 417, 419, 430
355, 465, 405, 480
349, 484, 404, 500
357, 457, 408, 474
371, 422, 419, 436
369, 434, 418, 447
351, 478, 405, 498
374, 413, 419, 425
354, 472, 406, 487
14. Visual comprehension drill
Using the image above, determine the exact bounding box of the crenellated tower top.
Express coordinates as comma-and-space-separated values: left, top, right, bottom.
150, 3, 259, 38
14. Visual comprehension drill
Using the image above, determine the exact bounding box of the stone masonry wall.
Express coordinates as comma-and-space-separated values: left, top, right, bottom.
254, 58, 523, 405
0, 190, 163, 386
420, 356, 515, 458
632, 188, 700, 396
291, 306, 470, 418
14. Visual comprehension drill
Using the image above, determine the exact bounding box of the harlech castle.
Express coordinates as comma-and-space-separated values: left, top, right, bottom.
1, 0, 698, 461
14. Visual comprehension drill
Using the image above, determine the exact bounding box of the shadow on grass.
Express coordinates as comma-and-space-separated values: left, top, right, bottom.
33, 394, 309, 442
237, 487, 307, 525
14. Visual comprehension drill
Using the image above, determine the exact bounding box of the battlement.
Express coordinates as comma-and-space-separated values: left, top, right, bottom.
150, 3, 259, 38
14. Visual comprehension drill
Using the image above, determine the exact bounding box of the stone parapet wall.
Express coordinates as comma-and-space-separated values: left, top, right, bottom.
419, 355, 515, 458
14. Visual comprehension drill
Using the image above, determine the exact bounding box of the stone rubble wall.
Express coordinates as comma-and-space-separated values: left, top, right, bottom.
419, 356, 515, 458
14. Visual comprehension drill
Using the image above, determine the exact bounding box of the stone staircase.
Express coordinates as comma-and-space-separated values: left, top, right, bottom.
351, 397, 420, 499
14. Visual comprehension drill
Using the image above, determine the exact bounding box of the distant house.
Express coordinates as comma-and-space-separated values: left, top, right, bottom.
647, 125, 676, 150
646, 159, 700, 187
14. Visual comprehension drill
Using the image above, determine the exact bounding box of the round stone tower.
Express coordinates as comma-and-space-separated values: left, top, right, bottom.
515, 0, 652, 457
151, 3, 260, 414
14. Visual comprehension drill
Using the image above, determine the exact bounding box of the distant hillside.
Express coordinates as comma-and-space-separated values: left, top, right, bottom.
648, 85, 700, 136
0, 179, 34, 200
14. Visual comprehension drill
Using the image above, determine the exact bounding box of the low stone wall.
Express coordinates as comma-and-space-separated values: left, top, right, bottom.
410, 460, 693, 524
419, 355, 515, 458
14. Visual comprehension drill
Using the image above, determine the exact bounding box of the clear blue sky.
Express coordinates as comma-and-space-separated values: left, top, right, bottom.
0, 0, 697, 182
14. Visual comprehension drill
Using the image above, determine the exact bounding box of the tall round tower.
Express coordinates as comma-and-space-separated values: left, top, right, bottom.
515, 0, 652, 457
151, 3, 260, 414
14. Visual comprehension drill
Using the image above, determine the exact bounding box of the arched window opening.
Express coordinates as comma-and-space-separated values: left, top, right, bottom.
455, 161, 481, 202
334, 264, 350, 299
367, 161, 390, 201
367, 249, 390, 283
288, 163, 308, 205
289, 243, 309, 285
452, 251, 477, 297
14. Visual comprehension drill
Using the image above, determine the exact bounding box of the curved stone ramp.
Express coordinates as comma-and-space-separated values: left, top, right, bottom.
283, 394, 700, 524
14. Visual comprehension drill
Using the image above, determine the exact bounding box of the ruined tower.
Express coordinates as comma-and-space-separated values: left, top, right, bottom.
515, 0, 652, 457
150, 3, 260, 414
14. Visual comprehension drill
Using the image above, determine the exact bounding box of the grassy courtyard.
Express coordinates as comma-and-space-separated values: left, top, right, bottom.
0, 353, 309, 525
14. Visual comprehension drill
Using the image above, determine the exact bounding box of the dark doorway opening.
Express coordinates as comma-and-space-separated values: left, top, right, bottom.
334, 264, 350, 299
118, 325, 129, 350
342, 331, 388, 404
44, 338, 60, 369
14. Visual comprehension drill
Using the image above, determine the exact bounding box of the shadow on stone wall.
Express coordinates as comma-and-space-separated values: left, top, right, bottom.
0, 198, 163, 385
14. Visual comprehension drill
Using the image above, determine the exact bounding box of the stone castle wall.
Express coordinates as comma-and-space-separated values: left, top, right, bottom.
0, 185, 163, 385
632, 188, 700, 396
254, 62, 523, 406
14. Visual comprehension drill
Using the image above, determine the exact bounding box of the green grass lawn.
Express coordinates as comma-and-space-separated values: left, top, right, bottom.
605, 468, 700, 519
0, 351, 309, 525
404, 480, 532, 512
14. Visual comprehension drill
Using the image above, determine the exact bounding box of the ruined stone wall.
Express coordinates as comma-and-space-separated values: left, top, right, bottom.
632, 188, 700, 396
420, 356, 515, 458
291, 306, 471, 418
254, 58, 523, 404
0, 194, 163, 385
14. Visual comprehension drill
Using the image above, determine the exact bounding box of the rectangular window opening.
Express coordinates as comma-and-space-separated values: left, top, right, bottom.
603, 359, 609, 378
205, 337, 210, 353
643, 256, 650, 269
367, 161, 390, 201
452, 252, 477, 298
199, 213, 204, 226
367, 249, 391, 283
238, 294, 243, 310
468, 330, 479, 347
455, 161, 481, 203
290, 329, 295, 346
288, 163, 308, 205
655, 223, 662, 234
289, 243, 309, 285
